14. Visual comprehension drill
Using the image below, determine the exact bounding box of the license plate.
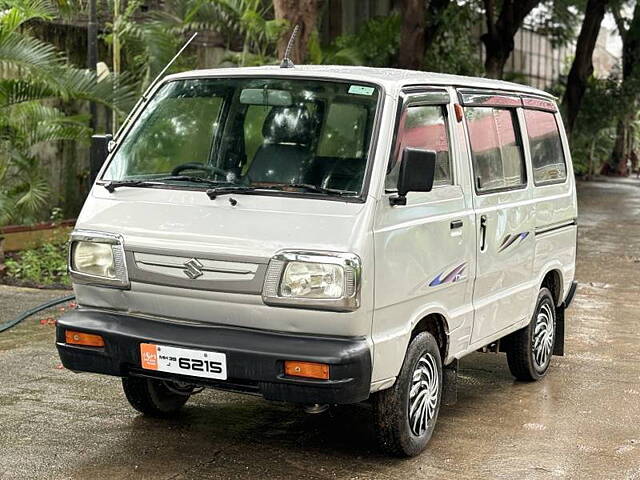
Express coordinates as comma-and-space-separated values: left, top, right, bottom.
140, 343, 227, 380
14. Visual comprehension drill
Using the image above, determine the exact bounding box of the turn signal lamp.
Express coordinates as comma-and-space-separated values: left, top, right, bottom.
65, 330, 105, 347
454, 103, 464, 123
284, 361, 330, 380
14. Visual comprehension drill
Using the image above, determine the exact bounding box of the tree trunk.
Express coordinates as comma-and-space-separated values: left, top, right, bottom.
561, 0, 608, 138
605, 119, 629, 176
398, 0, 427, 70
588, 137, 597, 179
606, 2, 640, 175
273, 0, 321, 65
483, 42, 509, 78
481, 0, 540, 79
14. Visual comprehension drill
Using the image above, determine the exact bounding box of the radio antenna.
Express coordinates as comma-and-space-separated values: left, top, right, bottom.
280, 25, 300, 69
148, 32, 198, 97
115, 32, 198, 140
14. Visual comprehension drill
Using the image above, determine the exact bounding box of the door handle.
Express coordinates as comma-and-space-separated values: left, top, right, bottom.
450, 219, 464, 229
479, 215, 487, 252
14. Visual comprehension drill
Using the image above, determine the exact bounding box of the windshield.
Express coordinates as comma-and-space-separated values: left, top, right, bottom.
103, 77, 381, 197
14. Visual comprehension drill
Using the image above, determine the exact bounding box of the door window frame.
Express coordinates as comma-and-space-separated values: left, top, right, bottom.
385, 88, 456, 193
521, 107, 569, 187
458, 90, 529, 196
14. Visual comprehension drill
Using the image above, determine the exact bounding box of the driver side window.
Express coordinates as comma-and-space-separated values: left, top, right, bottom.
386, 105, 452, 190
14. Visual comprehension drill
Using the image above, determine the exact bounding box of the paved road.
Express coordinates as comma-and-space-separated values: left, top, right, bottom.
1, 180, 639, 480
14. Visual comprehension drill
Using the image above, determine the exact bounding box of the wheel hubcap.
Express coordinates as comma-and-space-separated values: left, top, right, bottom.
408, 353, 439, 436
532, 302, 554, 370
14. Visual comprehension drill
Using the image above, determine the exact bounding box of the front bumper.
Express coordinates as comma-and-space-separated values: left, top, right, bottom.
56, 309, 372, 404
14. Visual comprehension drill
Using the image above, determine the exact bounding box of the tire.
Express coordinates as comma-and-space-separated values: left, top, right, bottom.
372, 331, 443, 457
122, 377, 191, 417
506, 287, 556, 381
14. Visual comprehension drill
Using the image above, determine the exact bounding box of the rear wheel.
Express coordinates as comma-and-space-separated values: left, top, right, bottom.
506, 287, 556, 381
122, 377, 192, 417
372, 332, 443, 457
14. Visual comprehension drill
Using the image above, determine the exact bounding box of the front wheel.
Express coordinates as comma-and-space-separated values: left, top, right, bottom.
122, 377, 192, 417
506, 287, 556, 381
372, 331, 443, 457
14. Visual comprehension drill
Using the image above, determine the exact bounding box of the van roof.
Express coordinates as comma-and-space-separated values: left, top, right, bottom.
166, 65, 554, 99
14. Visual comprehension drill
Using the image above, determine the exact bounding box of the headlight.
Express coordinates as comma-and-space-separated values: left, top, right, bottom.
73, 242, 115, 278
262, 251, 361, 311
69, 231, 129, 288
281, 262, 344, 299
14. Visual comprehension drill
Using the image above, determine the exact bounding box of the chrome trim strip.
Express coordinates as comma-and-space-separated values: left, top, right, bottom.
124, 245, 269, 265
535, 219, 577, 236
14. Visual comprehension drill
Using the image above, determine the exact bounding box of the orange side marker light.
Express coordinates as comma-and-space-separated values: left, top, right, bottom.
284, 361, 330, 380
454, 103, 464, 123
65, 330, 105, 347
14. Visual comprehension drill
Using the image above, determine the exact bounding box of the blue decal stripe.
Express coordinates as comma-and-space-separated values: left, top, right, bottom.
429, 263, 467, 287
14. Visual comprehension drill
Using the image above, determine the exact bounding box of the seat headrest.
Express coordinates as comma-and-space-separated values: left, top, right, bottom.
262, 106, 315, 146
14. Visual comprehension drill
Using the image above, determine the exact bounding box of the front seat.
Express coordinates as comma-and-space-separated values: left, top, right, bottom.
248, 106, 315, 184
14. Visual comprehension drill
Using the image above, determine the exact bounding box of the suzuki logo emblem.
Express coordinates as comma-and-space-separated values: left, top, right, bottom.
183, 258, 204, 279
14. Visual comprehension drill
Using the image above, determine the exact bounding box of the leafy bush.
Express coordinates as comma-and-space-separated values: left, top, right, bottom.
4, 241, 70, 287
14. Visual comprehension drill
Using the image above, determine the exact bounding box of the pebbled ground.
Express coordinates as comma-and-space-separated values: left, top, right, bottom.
0, 179, 639, 480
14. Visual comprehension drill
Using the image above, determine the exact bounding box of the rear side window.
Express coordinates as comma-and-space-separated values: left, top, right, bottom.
386, 105, 452, 190
523, 109, 567, 184
465, 107, 526, 192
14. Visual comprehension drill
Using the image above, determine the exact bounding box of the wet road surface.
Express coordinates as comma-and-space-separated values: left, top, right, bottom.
0, 180, 639, 479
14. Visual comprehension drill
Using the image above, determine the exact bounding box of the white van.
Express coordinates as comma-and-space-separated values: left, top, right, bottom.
57, 66, 577, 457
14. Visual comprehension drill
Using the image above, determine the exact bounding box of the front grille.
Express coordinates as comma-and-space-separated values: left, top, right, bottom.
125, 248, 269, 294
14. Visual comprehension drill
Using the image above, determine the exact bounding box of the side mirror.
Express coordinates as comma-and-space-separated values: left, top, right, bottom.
390, 148, 437, 206
89, 134, 113, 184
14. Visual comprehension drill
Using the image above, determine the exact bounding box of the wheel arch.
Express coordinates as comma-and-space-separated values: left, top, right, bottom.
410, 312, 450, 363
540, 267, 564, 307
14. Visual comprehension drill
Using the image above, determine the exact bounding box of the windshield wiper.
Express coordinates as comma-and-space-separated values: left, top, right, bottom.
206, 185, 256, 199
104, 175, 224, 193
151, 175, 224, 187
103, 179, 152, 192
105, 178, 357, 199
269, 183, 357, 196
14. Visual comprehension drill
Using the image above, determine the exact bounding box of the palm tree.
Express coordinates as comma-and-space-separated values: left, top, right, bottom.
151, 0, 287, 67
0, 0, 135, 225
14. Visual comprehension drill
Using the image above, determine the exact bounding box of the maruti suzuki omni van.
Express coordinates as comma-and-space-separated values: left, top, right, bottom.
57, 66, 578, 457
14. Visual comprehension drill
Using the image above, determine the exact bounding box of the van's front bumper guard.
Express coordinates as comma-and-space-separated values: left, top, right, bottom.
56, 309, 372, 405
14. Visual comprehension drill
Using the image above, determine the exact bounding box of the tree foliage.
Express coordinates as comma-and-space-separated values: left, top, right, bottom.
423, 1, 484, 76
0, 0, 135, 225
562, 75, 622, 176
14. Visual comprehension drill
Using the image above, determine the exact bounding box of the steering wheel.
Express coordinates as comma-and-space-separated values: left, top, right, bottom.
171, 162, 228, 177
